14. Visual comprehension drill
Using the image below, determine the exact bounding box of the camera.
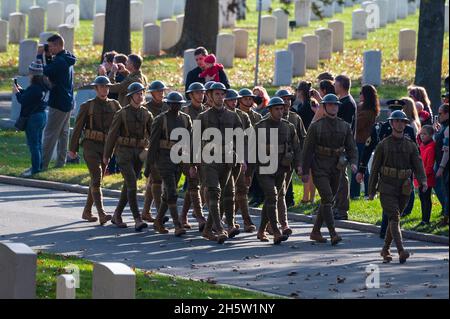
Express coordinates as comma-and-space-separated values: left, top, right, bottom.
44, 43, 49, 52
13, 78, 18, 87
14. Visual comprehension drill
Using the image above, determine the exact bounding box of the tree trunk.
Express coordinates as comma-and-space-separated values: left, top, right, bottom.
168, 0, 219, 56
102, 0, 131, 61
415, 0, 445, 112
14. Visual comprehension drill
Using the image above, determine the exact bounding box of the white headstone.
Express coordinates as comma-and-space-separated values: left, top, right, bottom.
9, 12, 26, 44
0, 242, 37, 299
295, 0, 311, 27
216, 33, 235, 68
0, 20, 9, 52
363, 50, 382, 86
158, 0, 174, 20
36, 0, 48, 9
19, 0, 34, 13
375, 0, 388, 27
130, 1, 143, 31
352, 9, 368, 40
445, 4, 449, 33
288, 41, 306, 77
143, 0, 158, 24
315, 27, 333, 60
74, 88, 96, 117
183, 48, 196, 84
19, 39, 37, 75
334, 2, 344, 14
160, 18, 178, 50
176, 14, 184, 42
233, 28, 248, 58
273, 50, 293, 86
397, 0, 408, 19
256, 0, 271, 11
28, 6, 45, 37
219, 0, 236, 28
63, 0, 79, 27
362, 1, 379, 31
408, 0, 416, 15
95, 0, 106, 13
47, 1, 65, 31
310, 0, 323, 21
143, 23, 160, 56
92, 262, 136, 299
387, 0, 397, 23
322, 3, 334, 18
1, 0, 17, 20
56, 274, 76, 299
273, 8, 288, 39
260, 15, 276, 45
92, 13, 105, 45
302, 34, 319, 69
39, 31, 55, 44
344, 0, 354, 6
416, 0, 420, 8
173, 0, 185, 15
398, 29, 416, 61
58, 23, 74, 52
79, 0, 94, 20
328, 20, 344, 53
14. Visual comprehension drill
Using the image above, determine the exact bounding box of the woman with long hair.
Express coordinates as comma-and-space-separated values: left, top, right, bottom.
402, 97, 422, 137
408, 85, 433, 119
351, 85, 380, 199
310, 79, 336, 123
253, 86, 270, 115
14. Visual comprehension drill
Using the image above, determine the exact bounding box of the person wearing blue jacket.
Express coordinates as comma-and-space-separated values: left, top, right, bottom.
13, 61, 49, 176
36, 34, 77, 170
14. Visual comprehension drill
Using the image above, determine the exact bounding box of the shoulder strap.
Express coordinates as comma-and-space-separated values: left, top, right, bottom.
121, 109, 129, 137
89, 100, 95, 130
163, 113, 169, 141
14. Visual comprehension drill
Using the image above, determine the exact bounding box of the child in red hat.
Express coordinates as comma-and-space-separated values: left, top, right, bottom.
199, 54, 224, 82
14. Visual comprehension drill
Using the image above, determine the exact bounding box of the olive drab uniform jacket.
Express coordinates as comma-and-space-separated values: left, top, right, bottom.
70, 97, 121, 153
182, 103, 205, 121
247, 116, 302, 177
368, 135, 427, 197
108, 71, 148, 107
104, 105, 153, 160
146, 99, 169, 118
283, 110, 307, 148
302, 116, 358, 177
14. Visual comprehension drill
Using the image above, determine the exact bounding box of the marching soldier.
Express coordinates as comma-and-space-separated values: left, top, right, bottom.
190, 82, 244, 244
274, 89, 307, 235
104, 82, 153, 231
356, 99, 417, 238
203, 81, 217, 110
247, 97, 302, 245
108, 54, 148, 107
368, 110, 427, 264
149, 92, 192, 237
142, 80, 169, 223
223, 89, 255, 234
180, 82, 208, 231
238, 88, 263, 125
302, 94, 358, 245
68, 76, 121, 225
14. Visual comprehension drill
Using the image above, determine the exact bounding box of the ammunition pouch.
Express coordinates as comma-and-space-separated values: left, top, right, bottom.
117, 136, 147, 148
381, 166, 412, 179
84, 129, 106, 143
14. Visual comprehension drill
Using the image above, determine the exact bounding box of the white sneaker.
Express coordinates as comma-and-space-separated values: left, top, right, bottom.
21, 168, 33, 177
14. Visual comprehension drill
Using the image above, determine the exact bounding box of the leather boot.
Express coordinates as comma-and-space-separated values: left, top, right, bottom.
202, 229, 218, 241
257, 230, 269, 242
98, 211, 112, 226
273, 229, 289, 245
82, 209, 98, 222
399, 250, 410, 264
134, 216, 148, 232
154, 218, 169, 234
82, 191, 97, 222
281, 225, 293, 236
310, 213, 327, 243
329, 228, 342, 246
237, 197, 256, 232
174, 222, 187, 237
111, 211, 127, 228
180, 192, 192, 229
380, 249, 393, 263
217, 230, 228, 244
142, 211, 155, 223
227, 226, 240, 238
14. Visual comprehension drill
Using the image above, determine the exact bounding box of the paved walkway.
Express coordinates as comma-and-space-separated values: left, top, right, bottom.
0, 183, 448, 299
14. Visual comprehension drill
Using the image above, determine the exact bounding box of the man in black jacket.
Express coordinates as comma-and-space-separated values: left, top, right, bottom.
184, 47, 230, 91
37, 34, 76, 170
333, 75, 357, 220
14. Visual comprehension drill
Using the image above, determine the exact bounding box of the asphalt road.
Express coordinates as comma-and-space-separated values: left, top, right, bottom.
0, 183, 448, 299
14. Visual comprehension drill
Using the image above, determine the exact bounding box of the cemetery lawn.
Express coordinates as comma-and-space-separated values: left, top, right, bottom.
0, 0, 448, 97
1, 129, 448, 237
36, 252, 277, 299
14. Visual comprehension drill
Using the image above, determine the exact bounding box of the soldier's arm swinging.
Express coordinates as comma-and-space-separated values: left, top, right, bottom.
367, 143, 384, 199
69, 102, 89, 156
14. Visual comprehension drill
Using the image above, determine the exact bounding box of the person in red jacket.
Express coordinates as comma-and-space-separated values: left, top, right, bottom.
414, 125, 436, 227
199, 54, 223, 82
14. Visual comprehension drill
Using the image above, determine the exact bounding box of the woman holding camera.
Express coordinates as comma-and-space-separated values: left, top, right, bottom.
13, 61, 48, 177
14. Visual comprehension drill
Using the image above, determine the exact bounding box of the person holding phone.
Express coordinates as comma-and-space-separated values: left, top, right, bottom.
13, 61, 49, 177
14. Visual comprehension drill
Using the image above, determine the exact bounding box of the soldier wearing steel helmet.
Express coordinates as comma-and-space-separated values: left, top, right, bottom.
203, 81, 217, 109
148, 91, 192, 237
247, 97, 302, 245
273, 88, 307, 236
238, 88, 263, 126
179, 82, 208, 231
368, 110, 427, 264
142, 80, 170, 224
69, 76, 121, 225
190, 82, 244, 244
302, 94, 358, 246
222, 89, 256, 234
104, 82, 153, 232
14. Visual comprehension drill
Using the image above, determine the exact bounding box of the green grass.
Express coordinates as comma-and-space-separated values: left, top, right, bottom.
1, 129, 447, 236
36, 252, 275, 299
0, 0, 448, 96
